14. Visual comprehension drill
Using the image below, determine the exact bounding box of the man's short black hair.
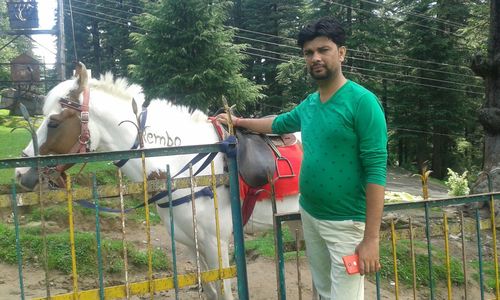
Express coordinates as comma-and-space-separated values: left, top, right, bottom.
297, 17, 346, 49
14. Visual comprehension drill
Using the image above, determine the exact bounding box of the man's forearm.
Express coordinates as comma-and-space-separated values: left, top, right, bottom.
364, 183, 385, 239
234, 116, 275, 134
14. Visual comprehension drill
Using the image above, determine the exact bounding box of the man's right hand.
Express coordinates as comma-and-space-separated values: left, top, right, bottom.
215, 114, 275, 134
216, 113, 240, 126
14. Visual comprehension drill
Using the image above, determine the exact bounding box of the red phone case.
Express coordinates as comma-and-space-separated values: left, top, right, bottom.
342, 254, 360, 275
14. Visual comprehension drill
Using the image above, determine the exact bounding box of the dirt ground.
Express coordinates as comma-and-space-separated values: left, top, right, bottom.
0, 166, 497, 299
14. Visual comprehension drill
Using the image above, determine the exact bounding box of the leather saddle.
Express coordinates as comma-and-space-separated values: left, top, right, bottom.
236, 127, 297, 188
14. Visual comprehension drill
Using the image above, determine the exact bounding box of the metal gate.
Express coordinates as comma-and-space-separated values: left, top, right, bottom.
0, 140, 250, 299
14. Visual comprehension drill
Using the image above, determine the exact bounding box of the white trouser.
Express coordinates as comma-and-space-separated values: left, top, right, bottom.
300, 206, 365, 300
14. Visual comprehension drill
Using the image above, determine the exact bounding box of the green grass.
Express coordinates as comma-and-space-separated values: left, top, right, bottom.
0, 115, 32, 184
245, 227, 305, 260
379, 239, 464, 287
247, 233, 470, 290
0, 222, 169, 275
471, 259, 499, 291
125, 197, 162, 225
24, 196, 162, 226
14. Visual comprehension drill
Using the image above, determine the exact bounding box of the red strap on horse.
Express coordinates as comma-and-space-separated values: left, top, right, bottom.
208, 116, 225, 141
68, 86, 91, 154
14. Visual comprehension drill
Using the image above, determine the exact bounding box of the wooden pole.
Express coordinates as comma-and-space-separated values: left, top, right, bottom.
57, 0, 66, 80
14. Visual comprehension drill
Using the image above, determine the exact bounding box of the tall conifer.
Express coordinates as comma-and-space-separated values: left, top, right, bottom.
130, 0, 262, 112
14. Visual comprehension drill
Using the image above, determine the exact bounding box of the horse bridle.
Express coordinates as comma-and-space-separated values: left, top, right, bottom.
59, 86, 91, 154
23, 87, 92, 189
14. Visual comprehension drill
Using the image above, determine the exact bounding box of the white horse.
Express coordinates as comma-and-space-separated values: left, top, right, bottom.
15, 64, 301, 299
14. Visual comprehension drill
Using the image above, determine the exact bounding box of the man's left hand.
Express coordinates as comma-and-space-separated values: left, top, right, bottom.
355, 236, 381, 275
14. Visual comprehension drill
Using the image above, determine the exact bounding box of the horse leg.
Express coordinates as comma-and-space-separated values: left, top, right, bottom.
199, 241, 234, 300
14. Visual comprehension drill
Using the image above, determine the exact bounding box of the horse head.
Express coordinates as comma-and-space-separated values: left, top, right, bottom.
16, 62, 92, 190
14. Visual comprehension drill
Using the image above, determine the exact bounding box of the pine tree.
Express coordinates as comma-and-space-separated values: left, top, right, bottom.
129, 0, 262, 112
392, 0, 482, 177
232, 0, 307, 115
63, 0, 144, 78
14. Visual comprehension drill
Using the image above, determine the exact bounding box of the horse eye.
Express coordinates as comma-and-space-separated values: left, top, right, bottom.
48, 116, 60, 128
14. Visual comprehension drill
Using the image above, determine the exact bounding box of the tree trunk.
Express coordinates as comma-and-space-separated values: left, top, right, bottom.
431, 130, 449, 179
91, 20, 101, 76
470, 0, 500, 212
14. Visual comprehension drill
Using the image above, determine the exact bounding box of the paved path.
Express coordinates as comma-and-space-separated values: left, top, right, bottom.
385, 166, 449, 200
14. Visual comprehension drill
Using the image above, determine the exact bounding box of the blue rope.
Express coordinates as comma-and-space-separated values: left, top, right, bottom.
114, 106, 148, 168
76, 186, 214, 212
77, 146, 220, 213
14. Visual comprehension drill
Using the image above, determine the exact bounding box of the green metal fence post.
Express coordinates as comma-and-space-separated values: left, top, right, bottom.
166, 165, 180, 299
226, 137, 249, 300
11, 179, 25, 300
93, 174, 105, 300
424, 203, 434, 300
476, 208, 485, 300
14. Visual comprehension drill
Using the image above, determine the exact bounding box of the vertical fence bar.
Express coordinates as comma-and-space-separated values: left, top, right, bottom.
38, 168, 51, 299
390, 219, 399, 300
188, 164, 203, 298
210, 162, 224, 294
486, 170, 500, 300
166, 165, 180, 299
376, 272, 381, 300
409, 217, 417, 300
270, 175, 286, 300
140, 151, 154, 299
443, 213, 452, 300
226, 139, 249, 300
295, 229, 303, 300
92, 174, 105, 300
118, 169, 130, 299
476, 208, 485, 300
275, 212, 286, 300
489, 197, 499, 300
424, 203, 435, 300
460, 211, 468, 300
66, 175, 79, 299
11, 179, 25, 300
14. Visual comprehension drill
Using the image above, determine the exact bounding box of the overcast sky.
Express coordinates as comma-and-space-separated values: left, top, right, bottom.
32, 1, 57, 64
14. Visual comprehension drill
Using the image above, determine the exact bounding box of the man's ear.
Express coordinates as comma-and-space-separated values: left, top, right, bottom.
339, 46, 347, 62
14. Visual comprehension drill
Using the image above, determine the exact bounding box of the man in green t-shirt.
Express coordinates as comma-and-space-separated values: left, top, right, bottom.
218, 17, 387, 299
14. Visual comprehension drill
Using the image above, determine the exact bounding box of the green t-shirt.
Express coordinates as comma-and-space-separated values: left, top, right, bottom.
272, 80, 387, 222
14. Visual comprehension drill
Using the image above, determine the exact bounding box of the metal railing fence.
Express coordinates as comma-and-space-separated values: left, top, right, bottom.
0, 141, 249, 300
274, 193, 500, 300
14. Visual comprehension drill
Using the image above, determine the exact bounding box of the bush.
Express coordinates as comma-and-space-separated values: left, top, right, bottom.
444, 168, 469, 196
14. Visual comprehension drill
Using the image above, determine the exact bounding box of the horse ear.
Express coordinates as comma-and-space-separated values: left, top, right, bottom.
69, 62, 89, 102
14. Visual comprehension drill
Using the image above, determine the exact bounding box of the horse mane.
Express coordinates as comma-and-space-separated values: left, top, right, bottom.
91, 73, 144, 105
43, 72, 143, 115
43, 72, 208, 123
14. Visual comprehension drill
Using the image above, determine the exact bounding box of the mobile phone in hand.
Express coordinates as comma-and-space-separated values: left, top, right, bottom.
342, 254, 360, 275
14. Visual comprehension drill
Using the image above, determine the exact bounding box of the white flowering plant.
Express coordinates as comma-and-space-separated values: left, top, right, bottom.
444, 168, 470, 196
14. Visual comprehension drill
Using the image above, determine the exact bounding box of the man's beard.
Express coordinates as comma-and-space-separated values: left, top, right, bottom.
309, 65, 333, 80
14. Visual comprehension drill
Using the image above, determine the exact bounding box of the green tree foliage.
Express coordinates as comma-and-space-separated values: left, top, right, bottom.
231, 0, 307, 114
275, 56, 315, 108
129, 0, 262, 112
459, 0, 488, 54
63, 0, 144, 77
390, 0, 483, 178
